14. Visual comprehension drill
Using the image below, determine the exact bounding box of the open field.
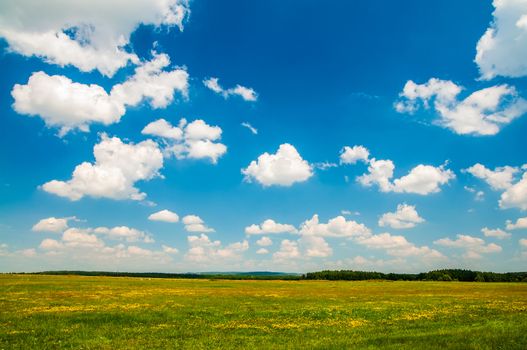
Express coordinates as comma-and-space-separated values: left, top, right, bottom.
1, 275, 526, 349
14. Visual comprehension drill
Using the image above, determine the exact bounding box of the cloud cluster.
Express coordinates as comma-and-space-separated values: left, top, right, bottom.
245, 219, 297, 235
434, 234, 502, 259
142, 118, 227, 163
0, 0, 189, 76
378, 204, 424, 229
506, 217, 527, 230
481, 227, 511, 239
395, 78, 527, 136
185, 234, 248, 263
203, 77, 258, 101
466, 163, 527, 211
242, 144, 313, 187
12, 53, 188, 136
42, 134, 163, 201
475, 0, 527, 79
182, 215, 215, 233
343, 145, 454, 195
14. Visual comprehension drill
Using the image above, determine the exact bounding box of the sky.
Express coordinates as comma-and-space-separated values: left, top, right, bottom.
1, 0, 527, 273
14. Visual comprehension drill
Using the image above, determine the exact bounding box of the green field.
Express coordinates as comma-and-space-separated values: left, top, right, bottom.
1, 275, 526, 349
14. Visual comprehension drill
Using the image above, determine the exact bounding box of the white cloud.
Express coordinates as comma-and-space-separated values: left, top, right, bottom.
0, 0, 189, 76
241, 122, 258, 135
481, 227, 511, 239
39, 238, 64, 250
12, 72, 124, 136
143, 118, 227, 164
299, 215, 370, 238
242, 143, 313, 187
499, 172, 527, 210
32, 217, 70, 233
434, 234, 502, 259
182, 215, 215, 233
42, 134, 163, 201
62, 228, 104, 248
256, 236, 273, 247
299, 235, 332, 258
313, 162, 338, 170
109, 52, 188, 109
203, 77, 258, 101
340, 145, 370, 165
475, 0, 527, 79
395, 78, 527, 136
357, 232, 443, 259
12, 53, 188, 136
140, 119, 183, 140
506, 217, 527, 230
162, 245, 179, 254
256, 248, 269, 254
464, 163, 518, 190
93, 226, 153, 243
185, 234, 248, 262
148, 209, 179, 223
245, 219, 297, 235
273, 239, 301, 260
357, 158, 454, 195
378, 204, 425, 229
520, 238, 527, 248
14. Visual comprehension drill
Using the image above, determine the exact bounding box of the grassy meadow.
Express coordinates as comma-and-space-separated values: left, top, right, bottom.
1, 274, 526, 349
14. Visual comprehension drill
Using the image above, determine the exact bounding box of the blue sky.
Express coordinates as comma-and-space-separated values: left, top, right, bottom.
1, 0, 527, 272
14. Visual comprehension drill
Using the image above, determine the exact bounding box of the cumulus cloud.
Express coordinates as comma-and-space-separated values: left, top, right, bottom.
0, 0, 189, 76
162, 245, 179, 254
12, 53, 188, 136
142, 118, 227, 164
481, 227, 511, 239
378, 204, 425, 229
357, 232, 444, 259
464, 163, 518, 190
475, 0, 527, 79
273, 239, 301, 260
395, 78, 527, 136
256, 236, 273, 247
340, 145, 370, 165
242, 143, 313, 187
32, 217, 71, 233
299, 235, 332, 258
93, 226, 153, 243
506, 217, 527, 230
203, 77, 258, 101
299, 214, 371, 238
357, 157, 454, 195
148, 209, 180, 223
434, 234, 502, 259
185, 234, 248, 262
245, 219, 297, 235
256, 248, 269, 254
499, 172, 527, 210
42, 134, 163, 201
182, 215, 215, 233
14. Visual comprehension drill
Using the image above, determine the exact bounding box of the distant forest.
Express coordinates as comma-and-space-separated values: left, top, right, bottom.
13, 269, 527, 282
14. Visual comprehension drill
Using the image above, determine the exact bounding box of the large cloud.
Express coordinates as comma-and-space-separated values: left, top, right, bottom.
464, 163, 518, 190
42, 134, 163, 201
299, 214, 371, 238
142, 118, 227, 163
0, 0, 189, 76
12, 53, 188, 136
475, 0, 527, 79
242, 144, 313, 187
499, 172, 527, 210
378, 204, 424, 229
395, 78, 527, 136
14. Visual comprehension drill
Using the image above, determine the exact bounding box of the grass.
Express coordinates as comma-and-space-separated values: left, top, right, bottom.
1, 275, 526, 349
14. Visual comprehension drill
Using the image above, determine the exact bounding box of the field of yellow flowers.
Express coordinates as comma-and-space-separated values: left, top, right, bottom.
1, 274, 526, 349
